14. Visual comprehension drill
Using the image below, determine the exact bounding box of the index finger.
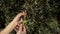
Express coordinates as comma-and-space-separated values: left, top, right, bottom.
13, 12, 25, 22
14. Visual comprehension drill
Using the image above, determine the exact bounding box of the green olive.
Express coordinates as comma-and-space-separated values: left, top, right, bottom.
23, 20, 28, 24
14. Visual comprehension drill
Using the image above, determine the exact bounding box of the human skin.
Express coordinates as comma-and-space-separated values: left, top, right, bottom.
15, 23, 26, 34
0, 12, 25, 34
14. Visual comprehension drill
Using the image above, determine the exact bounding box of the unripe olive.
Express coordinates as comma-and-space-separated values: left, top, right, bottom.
23, 20, 28, 24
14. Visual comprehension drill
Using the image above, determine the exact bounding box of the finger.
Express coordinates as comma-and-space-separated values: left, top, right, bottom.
15, 24, 21, 32
21, 10, 27, 16
17, 18, 23, 27
14, 28, 18, 32
17, 23, 22, 27
16, 24, 22, 30
23, 26, 26, 32
15, 26, 19, 31
16, 26, 19, 29
13, 12, 25, 22
19, 24, 23, 31
18, 18, 23, 24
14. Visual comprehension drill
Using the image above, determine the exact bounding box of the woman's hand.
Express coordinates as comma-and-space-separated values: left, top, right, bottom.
15, 24, 26, 34
0, 12, 25, 34
12, 12, 25, 24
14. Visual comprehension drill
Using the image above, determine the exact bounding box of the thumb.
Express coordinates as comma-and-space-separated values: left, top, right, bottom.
13, 12, 25, 22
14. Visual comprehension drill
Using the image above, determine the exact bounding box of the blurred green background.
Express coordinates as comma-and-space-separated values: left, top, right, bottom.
0, 0, 60, 34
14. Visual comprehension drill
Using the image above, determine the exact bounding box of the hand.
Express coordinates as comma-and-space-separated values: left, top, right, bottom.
12, 12, 25, 24
15, 24, 26, 34
0, 12, 25, 34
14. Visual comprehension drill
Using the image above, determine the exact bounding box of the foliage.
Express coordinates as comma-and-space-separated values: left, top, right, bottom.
0, 0, 60, 34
